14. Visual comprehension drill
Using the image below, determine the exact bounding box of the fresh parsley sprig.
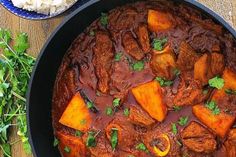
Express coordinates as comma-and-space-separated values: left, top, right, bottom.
0, 28, 35, 156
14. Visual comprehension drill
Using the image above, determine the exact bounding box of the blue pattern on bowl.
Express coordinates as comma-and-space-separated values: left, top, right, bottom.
0, 0, 90, 20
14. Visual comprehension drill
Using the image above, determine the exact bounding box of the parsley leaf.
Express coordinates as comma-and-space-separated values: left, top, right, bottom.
123, 108, 130, 116
178, 116, 189, 126
64, 146, 70, 153
205, 101, 220, 115
87, 101, 94, 109
209, 76, 224, 89
225, 89, 236, 95
110, 128, 118, 150
106, 107, 113, 116
75, 130, 83, 137
53, 137, 59, 147
152, 38, 168, 51
132, 61, 144, 71
135, 143, 148, 152
173, 105, 182, 112
114, 53, 122, 62
171, 123, 178, 135
113, 98, 121, 107
86, 132, 97, 147
155, 77, 173, 87
0, 29, 35, 156
100, 13, 108, 26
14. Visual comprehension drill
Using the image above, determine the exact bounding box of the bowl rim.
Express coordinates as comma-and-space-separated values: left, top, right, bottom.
26, 0, 236, 156
0, 0, 89, 20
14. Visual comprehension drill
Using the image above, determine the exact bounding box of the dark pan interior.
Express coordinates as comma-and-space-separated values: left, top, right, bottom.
26, 0, 236, 156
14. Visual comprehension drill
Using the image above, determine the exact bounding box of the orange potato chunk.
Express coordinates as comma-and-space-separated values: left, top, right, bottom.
132, 81, 167, 122
222, 68, 236, 90
59, 93, 91, 131
193, 104, 235, 138
57, 131, 86, 157
148, 9, 174, 32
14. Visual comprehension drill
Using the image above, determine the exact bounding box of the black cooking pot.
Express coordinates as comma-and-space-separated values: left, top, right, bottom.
26, 0, 236, 156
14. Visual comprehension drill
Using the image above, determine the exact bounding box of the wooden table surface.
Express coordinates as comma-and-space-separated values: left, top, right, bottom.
0, 0, 236, 157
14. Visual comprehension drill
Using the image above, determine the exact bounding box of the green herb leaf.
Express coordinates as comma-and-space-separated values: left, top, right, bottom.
135, 143, 148, 152
225, 89, 236, 95
178, 116, 189, 126
209, 76, 224, 89
110, 128, 118, 150
205, 101, 220, 115
64, 146, 70, 153
106, 107, 113, 116
123, 108, 130, 117
152, 38, 168, 51
155, 77, 173, 87
113, 98, 121, 107
132, 61, 145, 71
114, 53, 122, 62
171, 123, 178, 135
100, 13, 108, 26
86, 132, 97, 147
87, 101, 94, 109
53, 137, 59, 147
89, 30, 95, 36
173, 105, 182, 112
173, 68, 181, 76
75, 130, 83, 137
14, 33, 29, 54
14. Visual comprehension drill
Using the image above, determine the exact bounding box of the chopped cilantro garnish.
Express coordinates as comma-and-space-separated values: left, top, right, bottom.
110, 128, 118, 150
89, 30, 95, 36
209, 76, 224, 89
171, 123, 178, 135
113, 98, 121, 107
152, 38, 168, 51
106, 107, 113, 116
64, 146, 70, 153
100, 13, 108, 26
75, 130, 83, 137
225, 89, 236, 95
132, 61, 145, 71
53, 137, 59, 147
135, 143, 148, 152
86, 131, 97, 147
87, 101, 94, 109
173, 105, 182, 112
155, 77, 173, 87
205, 101, 220, 115
114, 53, 122, 62
178, 116, 189, 126
123, 108, 130, 116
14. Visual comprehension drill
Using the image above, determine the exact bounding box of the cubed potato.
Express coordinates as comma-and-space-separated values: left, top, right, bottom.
56, 131, 86, 157
193, 104, 235, 138
148, 9, 174, 32
59, 93, 92, 131
150, 46, 177, 80
132, 81, 167, 122
222, 68, 236, 90
194, 54, 211, 85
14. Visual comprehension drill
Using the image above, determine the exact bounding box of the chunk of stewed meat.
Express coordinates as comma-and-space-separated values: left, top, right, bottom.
129, 105, 155, 126
105, 116, 138, 153
194, 52, 225, 85
181, 121, 217, 153
176, 41, 199, 71
93, 31, 114, 93
136, 24, 151, 53
224, 129, 236, 157
174, 72, 209, 106
109, 7, 138, 31
123, 32, 144, 60
150, 46, 177, 80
